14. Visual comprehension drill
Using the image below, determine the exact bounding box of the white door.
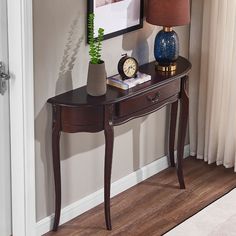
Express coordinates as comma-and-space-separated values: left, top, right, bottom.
0, 0, 12, 235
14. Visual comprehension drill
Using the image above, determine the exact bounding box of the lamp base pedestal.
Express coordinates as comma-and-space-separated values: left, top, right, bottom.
155, 62, 177, 72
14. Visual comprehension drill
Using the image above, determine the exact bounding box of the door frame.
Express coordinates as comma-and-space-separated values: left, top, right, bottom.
7, 0, 36, 235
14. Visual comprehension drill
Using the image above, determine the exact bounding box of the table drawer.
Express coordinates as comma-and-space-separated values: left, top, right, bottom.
117, 80, 180, 117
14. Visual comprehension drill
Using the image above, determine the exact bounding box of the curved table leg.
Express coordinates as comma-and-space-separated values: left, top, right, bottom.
104, 105, 114, 230
169, 101, 178, 167
52, 105, 62, 231
176, 76, 189, 189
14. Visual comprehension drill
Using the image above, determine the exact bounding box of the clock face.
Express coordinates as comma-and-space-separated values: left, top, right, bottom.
118, 55, 139, 79
123, 58, 138, 78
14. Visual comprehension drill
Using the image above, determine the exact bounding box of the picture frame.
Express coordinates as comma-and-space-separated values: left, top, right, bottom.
87, 0, 144, 42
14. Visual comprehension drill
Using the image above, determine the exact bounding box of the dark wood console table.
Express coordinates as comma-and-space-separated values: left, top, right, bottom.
48, 56, 191, 231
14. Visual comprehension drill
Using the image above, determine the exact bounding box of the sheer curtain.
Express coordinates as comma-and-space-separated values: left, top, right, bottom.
189, 0, 236, 170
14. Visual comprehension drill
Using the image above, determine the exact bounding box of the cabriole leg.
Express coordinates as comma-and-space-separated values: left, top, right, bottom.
104, 105, 114, 230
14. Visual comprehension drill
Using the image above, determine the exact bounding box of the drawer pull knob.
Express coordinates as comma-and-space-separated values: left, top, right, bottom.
147, 92, 160, 103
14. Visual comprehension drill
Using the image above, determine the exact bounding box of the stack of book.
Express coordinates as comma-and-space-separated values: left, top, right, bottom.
107, 72, 151, 90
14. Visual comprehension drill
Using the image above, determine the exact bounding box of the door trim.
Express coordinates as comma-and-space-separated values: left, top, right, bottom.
7, 0, 36, 235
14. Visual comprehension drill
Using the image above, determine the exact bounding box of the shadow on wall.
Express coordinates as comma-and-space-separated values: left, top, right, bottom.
56, 14, 84, 95
123, 1, 153, 65
35, 13, 84, 217
35, 104, 54, 217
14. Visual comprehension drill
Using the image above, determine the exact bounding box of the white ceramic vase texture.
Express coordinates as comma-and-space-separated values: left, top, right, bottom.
86, 61, 107, 96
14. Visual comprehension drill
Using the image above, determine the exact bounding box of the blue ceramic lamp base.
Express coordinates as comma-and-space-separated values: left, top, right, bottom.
154, 27, 179, 72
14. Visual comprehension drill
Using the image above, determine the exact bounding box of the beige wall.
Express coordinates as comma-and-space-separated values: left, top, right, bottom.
34, 0, 190, 221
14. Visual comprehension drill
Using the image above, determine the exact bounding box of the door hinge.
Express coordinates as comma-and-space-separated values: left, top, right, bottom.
0, 62, 10, 95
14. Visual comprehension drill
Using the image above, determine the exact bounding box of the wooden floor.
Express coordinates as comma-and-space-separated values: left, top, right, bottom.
45, 157, 236, 236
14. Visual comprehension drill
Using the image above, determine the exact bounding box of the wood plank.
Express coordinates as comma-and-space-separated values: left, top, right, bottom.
45, 157, 236, 236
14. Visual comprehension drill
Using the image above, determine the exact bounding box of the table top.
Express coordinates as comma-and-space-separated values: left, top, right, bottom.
48, 56, 191, 107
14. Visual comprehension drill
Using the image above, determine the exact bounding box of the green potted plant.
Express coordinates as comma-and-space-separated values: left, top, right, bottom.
87, 13, 106, 96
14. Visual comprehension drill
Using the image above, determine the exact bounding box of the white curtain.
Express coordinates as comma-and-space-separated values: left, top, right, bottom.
189, 0, 236, 170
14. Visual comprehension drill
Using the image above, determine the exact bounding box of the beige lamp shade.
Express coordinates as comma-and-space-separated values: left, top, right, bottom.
146, 0, 190, 27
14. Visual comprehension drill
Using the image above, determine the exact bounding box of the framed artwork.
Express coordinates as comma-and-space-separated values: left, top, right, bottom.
87, 0, 144, 41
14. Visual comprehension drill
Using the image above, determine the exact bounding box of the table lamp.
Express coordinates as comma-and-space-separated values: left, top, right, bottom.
146, 0, 190, 72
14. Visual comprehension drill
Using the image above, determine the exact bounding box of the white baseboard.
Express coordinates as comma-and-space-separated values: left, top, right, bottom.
36, 145, 190, 235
